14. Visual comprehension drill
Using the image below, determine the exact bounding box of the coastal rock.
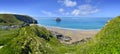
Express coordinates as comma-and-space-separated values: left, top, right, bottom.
72, 37, 91, 44
56, 34, 63, 39
50, 31, 63, 39
50, 31, 72, 42
14, 14, 38, 24
64, 36, 72, 42
56, 17, 61, 22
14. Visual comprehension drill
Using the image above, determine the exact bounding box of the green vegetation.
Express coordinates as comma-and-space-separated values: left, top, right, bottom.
75, 16, 120, 54
0, 25, 64, 54
0, 14, 22, 26
0, 14, 37, 26
0, 29, 20, 45
0, 14, 120, 54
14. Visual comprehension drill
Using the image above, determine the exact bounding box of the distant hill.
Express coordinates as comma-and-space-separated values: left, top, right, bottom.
0, 14, 37, 26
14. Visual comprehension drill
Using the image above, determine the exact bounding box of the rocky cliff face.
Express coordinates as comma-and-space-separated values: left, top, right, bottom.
14, 14, 38, 24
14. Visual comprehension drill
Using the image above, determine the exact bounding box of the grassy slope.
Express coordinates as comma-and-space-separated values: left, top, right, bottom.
75, 16, 120, 54
0, 14, 37, 26
0, 14, 22, 26
0, 25, 69, 54
0, 29, 20, 45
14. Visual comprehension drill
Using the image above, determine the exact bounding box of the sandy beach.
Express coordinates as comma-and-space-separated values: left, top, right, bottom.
45, 27, 99, 44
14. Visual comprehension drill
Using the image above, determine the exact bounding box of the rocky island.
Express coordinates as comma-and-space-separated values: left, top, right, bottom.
56, 17, 61, 22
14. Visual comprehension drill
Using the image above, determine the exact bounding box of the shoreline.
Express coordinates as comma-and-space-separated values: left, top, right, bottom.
39, 25, 100, 44
38, 24, 101, 31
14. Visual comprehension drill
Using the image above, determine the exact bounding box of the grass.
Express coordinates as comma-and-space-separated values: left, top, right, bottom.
0, 29, 20, 45
0, 16, 120, 54
0, 14, 37, 26
0, 14, 23, 26
0, 25, 65, 54
74, 16, 120, 54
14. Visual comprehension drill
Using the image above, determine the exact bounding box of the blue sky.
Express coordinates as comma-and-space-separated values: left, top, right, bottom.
0, 0, 120, 17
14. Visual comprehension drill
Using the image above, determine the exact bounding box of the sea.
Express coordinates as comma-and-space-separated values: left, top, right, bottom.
36, 17, 113, 30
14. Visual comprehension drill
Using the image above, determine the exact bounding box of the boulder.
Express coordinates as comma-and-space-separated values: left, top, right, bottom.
56, 34, 63, 39
64, 36, 72, 42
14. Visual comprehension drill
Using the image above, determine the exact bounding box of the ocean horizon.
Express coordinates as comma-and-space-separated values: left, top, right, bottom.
37, 17, 113, 30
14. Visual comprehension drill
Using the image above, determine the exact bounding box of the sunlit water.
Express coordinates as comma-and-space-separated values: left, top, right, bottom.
36, 17, 112, 30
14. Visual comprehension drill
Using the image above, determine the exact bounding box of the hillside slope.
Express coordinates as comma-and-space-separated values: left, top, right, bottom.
76, 16, 120, 54
0, 14, 22, 26
0, 25, 63, 54
0, 14, 37, 26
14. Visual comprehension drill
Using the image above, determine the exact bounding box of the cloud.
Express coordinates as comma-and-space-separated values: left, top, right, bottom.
41, 10, 55, 16
58, 0, 100, 16
58, 0, 77, 7
0, 11, 28, 15
71, 4, 99, 16
58, 8, 70, 15
62, 12, 70, 15
59, 8, 64, 13
0, 11, 17, 14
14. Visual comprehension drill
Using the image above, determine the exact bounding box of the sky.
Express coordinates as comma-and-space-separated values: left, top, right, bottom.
0, 0, 120, 17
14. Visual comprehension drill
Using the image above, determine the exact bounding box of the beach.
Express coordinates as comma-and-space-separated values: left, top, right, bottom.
37, 17, 109, 44
45, 26, 99, 44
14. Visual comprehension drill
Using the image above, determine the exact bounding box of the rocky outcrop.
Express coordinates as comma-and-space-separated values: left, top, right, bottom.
56, 17, 61, 22
14, 14, 38, 24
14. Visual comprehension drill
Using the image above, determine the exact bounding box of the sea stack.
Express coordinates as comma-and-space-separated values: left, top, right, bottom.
56, 17, 61, 22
